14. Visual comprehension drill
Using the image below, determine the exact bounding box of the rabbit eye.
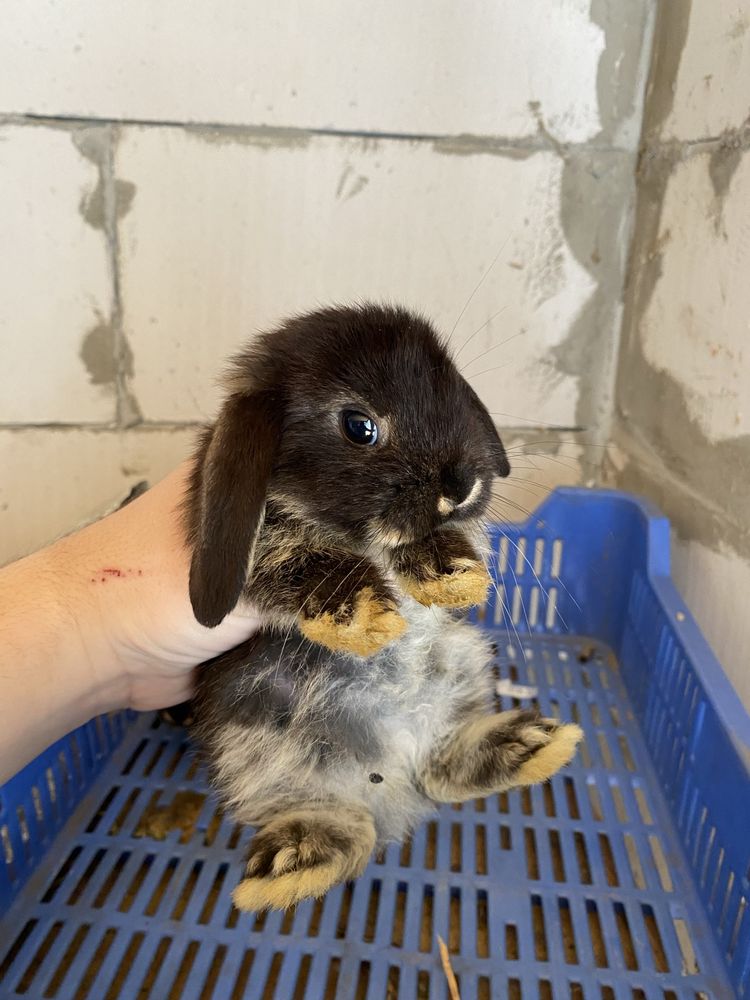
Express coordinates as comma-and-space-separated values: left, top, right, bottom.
341, 410, 379, 446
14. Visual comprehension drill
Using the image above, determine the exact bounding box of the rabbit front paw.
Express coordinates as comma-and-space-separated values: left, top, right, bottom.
400, 556, 491, 609
233, 807, 376, 911
300, 586, 407, 656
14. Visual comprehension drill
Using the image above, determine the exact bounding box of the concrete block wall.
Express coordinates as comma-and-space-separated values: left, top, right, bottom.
0, 1, 655, 566
608, 0, 750, 704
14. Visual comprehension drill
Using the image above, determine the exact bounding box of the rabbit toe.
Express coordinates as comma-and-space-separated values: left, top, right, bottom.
300, 586, 407, 656
400, 558, 490, 609
233, 809, 375, 911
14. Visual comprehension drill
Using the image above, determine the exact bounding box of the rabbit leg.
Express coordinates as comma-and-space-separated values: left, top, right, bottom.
392, 528, 490, 608
422, 709, 583, 802
233, 804, 376, 911
251, 530, 407, 656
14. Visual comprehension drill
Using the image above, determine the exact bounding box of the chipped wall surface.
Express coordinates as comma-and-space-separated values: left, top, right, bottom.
0, 1, 654, 570
610, 0, 750, 705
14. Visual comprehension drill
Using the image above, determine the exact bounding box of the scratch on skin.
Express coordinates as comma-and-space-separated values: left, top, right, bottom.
90, 567, 143, 583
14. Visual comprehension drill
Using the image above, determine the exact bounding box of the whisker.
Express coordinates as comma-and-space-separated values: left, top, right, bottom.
459, 330, 525, 375
464, 360, 514, 380
448, 236, 512, 346
452, 305, 511, 363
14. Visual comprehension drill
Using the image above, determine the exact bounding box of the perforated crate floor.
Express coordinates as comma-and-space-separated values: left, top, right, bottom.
0, 634, 733, 1000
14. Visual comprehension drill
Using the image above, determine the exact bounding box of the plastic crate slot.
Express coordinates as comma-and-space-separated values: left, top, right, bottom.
599, 833, 619, 886
85, 786, 120, 833
478, 975, 491, 999
641, 904, 670, 973
573, 832, 592, 884
198, 944, 227, 1000
597, 733, 614, 770
197, 862, 228, 926
539, 979, 553, 1000
229, 949, 256, 1000
514, 538, 527, 576
102, 930, 145, 999
92, 850, 131, 908
307, 896, 324, 937
610, 783, 628, 823
30, 785, 44, 825
531, 895, 548, 961
649, 835, 674, 892
475, 825, 487, 874
15, 806, 30, 857
587, 781, 604, 822
359, 878, 380, 943
418, 885, 433, 952
505, 922, 519, 960
168, 940, 200, 1000
354, 959, 371, 1000
384, 965, 400, 1000
71, 927, 116, 1000
136, 936, 172, 998
508, 975, 522, 999
544, 588, 558, 629
109, 787, 142, 835
709, 847, 726, 910
623, 834, 646, 890
569, 983, 584, 999
121, 738, 148, 776
634, 785, 653, 825
67, 847, 107, 905
727, 895, 747, 960
512, 586, 523, 625
278, 903, 296, 935
449, 823, 462, 872
0, 918, 37, 981
519, 787, 532, 816
41, 846, 83, 903
424, 822, 437, 869
529, 587, 540, 626
614, 903, 638, 970
585, 899, 608, 968
45, 767, 58, 806
542, 783, 556, 818
473, 889, 489, 958
564, 777, 581, 819
416, 969, 430, 998
144, 856, 178, 916
498, 791, 510, 814
392, 883, 408, 947
335, 882, 354, 938
399, 835, 412, 867
1, 824, 14, 879
631, 990, 646, 1000
16, 919, 63, 993
718, 870, 736, 933
673, 917, 700, 974
448, 888, 462, 953
493, 584, 506, 626
143, 740, 168, 777
558, 897, 578, 964
117, 853, 153, 913
44, 921, 91, 997
498, 537, 509, 574
533, 538, 545, 575
549, 830, 565, 882
525, 828, 540, 879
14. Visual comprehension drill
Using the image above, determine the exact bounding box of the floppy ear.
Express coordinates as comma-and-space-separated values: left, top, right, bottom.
188, 391, 281, 627
468, 389, 511, 478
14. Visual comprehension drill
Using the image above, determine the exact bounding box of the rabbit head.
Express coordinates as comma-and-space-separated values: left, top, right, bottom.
186, 302, 510, 628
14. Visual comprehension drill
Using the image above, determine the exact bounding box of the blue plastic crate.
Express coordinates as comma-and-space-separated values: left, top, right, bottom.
1, 487, 748, 999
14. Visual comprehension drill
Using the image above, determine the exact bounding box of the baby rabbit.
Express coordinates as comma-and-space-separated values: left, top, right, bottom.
185, 303, 582, 910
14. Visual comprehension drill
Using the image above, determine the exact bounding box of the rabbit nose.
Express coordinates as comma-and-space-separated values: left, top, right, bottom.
438, 464, 478, 514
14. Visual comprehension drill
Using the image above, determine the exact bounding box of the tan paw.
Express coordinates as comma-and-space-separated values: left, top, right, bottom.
233, 809, 375, 911
300, 586, 407, 656
516, 722, 583, 785
400, 558, 491, 609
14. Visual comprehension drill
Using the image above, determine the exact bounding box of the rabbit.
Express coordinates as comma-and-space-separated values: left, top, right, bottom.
184, 302, 583, 911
